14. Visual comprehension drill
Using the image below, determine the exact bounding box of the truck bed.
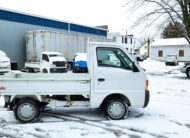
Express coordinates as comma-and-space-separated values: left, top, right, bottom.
25, 62, 40, 69
0, 72, 90, 95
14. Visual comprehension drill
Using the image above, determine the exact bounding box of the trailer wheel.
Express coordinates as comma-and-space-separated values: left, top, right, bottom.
104, 98, 128, 120
14, 99, 39, 123
186, 68, 190, 78
42, 69, 48, 73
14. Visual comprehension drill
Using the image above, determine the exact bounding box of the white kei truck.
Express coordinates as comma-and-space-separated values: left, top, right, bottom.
25, 52, 67, 73
0, 42, 150, 123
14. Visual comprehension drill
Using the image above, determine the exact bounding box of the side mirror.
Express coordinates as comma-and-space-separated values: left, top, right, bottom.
133, 62, 139, 72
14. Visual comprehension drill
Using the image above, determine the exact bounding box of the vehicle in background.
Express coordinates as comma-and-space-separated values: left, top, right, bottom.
25, 52, 67, 73
131, 53, 144, 62
0, 50, 11, 73
0, 42, 150, 123
165, 55, 178, 66
26, 30, 113, 70
73, 53, 88, 73
180, 62, 190, 78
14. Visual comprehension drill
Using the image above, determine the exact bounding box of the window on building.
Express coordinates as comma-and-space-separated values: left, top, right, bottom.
179, 50, 184, 57
125, 38, 127, 44
126, 48, 128, 51
131, 38, 133, 44
144, 46, 147, 49
158, 50, 163, 57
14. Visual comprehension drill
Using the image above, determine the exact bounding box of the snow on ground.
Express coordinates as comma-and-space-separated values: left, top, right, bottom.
0, 59, 190, 138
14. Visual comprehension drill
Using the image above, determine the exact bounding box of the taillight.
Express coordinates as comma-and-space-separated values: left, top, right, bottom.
0, 87, 5, 90
145, 80, 149, 90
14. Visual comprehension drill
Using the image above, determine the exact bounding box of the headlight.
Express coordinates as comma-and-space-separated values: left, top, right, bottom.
51, 64, 56, 67
75, 63, 79, 66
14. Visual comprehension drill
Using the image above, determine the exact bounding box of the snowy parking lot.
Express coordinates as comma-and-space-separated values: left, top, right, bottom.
0, 59, 190, 138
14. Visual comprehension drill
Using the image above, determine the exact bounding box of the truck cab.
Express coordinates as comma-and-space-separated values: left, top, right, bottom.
25, 52, 67, 73
40, 52, 67, 73
73, 53, 88, 73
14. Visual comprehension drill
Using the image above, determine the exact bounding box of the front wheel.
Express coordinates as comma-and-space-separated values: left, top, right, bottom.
14, 99, 40, 123
186, 68, 190, 78
104, 99, 128, 120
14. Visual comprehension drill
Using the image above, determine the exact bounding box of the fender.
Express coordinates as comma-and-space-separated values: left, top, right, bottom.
10, 95, 42, 102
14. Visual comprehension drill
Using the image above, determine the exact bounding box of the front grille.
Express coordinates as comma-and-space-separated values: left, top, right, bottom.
53, 61, 66, 67
50, 68, 67, 73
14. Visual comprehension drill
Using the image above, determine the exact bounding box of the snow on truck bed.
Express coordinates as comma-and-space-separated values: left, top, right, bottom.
0, 59, 190, 138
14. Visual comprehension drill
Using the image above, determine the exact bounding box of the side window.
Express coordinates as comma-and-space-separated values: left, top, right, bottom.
42, 54, 49, 62
97, 48, 133, 70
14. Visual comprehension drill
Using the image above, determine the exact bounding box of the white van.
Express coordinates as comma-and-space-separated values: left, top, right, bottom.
0, 50, 11, 73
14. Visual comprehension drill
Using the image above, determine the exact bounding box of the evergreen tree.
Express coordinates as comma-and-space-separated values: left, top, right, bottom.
161, 21, 185, 38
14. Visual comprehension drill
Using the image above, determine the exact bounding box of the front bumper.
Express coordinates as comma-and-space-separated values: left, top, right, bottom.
74, 67, 88, 72
180, 67, 186, 73
143, 90, 150, 108
50, 68, 67, 73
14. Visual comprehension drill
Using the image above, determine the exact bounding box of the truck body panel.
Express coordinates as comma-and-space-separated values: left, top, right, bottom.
26, 30, 111, 63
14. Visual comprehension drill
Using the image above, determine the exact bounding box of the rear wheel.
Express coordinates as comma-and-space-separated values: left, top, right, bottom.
14, 99, 40, 123
104, 99, 128, 120
186, 68, 190, 78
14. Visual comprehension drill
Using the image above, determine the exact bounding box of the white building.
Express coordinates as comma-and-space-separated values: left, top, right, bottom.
107, 32, 136, 53
151, 38, 190, 62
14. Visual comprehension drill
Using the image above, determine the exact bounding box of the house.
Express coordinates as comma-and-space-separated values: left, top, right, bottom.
139, 39, 151, 58
107, 32, 136, 53
151, 38, 190, 62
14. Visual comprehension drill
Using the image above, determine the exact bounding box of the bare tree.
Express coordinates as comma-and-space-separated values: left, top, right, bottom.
124, 0, 190, 44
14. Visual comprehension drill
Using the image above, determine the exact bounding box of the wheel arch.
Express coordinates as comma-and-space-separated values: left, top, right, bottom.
100, 93, 131, 111
10, 95, 42, 105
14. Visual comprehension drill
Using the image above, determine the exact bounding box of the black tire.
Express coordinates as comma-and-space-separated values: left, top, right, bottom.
104, 98, 128, 120
14, 99, 40, 123
165, 62, 168, 66
186, 68, 190, 78
42, 69, 48, 73
73, 68, 76, 73
67, 64, 72, 71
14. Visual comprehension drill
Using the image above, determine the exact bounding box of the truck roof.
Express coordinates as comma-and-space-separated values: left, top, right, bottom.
42, 52, 62, 55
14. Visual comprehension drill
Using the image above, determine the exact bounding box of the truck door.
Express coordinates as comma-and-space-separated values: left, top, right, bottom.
41, 54, 50, 73
91, 46, 146, 107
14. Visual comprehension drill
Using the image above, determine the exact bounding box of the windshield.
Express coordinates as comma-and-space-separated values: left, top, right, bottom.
49, 54, 63, 57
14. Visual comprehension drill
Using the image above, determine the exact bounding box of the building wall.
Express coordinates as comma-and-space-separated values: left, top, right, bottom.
151, 45, 190, 62
0, 10, 107, 68
0, 20, 69, 68
139, 42, 151, 57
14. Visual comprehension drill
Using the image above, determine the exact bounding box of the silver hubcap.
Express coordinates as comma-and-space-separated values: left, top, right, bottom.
108, 101, 125, 119
17, 103, 36, 121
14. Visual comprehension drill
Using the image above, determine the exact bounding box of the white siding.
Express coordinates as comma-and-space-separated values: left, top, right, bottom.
151, 45, 190, 62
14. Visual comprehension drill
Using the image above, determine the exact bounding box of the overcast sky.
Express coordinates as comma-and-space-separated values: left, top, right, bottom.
0, 0, 161, 41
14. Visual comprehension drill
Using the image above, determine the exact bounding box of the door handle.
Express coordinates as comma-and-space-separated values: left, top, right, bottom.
98, 78, 105, 82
